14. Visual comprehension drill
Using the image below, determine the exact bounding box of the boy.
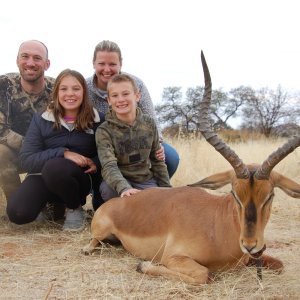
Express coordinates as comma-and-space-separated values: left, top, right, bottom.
96, 74, 171, 201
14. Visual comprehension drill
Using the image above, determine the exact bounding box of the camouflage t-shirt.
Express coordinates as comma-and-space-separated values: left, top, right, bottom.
0, 73, 54, 150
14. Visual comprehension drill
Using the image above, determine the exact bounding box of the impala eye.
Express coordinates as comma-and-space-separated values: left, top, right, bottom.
263, 193, 274, 208
231, 191, 242, 208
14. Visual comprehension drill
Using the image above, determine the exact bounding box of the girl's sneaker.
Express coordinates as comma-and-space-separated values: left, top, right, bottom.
63, 207, 86, 231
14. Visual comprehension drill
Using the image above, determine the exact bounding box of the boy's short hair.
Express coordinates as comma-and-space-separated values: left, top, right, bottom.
107, 74, 139, 96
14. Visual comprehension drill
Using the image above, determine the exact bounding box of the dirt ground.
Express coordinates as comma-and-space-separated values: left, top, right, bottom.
1, 138, 300, 299
0, 189, 299, 300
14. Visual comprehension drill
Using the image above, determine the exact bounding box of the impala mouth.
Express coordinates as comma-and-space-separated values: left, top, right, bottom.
250, 244, 266, 259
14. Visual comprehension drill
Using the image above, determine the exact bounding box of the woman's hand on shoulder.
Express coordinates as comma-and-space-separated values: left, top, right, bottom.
155, 144, 165, 161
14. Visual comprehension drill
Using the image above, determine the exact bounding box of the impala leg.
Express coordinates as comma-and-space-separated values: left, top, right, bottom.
82, 238, 100, 255
82, 218, 107, 255
137, 256, 213, 285
82, 212, 119, 255
261, 255, 284, 273
247, 255, 284, 273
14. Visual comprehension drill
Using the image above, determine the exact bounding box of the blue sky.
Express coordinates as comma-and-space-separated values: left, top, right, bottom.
1, 0, 300, 110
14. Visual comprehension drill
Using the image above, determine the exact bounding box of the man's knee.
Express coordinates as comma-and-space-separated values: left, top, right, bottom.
0, 144, 18, 166
0, 144, 20, 179
0, 144, 22, 200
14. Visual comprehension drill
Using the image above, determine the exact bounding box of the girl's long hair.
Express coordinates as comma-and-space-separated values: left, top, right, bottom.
48, 69, 95, 130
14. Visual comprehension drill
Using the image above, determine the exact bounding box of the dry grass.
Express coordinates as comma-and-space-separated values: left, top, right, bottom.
0, 137, 299, 299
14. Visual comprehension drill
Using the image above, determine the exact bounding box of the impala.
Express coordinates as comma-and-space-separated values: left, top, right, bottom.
83, 52, 300, 284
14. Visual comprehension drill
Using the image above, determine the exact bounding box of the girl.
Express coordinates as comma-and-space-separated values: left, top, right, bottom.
7, 69, 104, 231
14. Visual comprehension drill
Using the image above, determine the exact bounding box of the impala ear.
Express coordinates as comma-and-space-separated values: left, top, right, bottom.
188, 170, 234, 190
271, 171, 300, 198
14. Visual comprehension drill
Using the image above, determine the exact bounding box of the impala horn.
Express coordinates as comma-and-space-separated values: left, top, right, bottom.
255, 135, 300, 179
199, 51, 249, 179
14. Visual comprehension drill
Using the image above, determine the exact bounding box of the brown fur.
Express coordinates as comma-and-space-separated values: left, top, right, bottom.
83, 165, 299, 284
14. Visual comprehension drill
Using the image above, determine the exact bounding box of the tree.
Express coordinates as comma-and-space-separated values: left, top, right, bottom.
156, 84, 300, 137
215, 86, 255, 129
155, 86, 243, 134
155, 87, 202, 133
155, 87, 184, 127
241, 85, 297, 137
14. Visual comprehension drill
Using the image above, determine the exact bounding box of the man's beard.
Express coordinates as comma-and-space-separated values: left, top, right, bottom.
20, 69, 43, 82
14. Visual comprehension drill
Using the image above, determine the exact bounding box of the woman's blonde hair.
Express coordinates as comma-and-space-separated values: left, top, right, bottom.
93, 40, 122, 64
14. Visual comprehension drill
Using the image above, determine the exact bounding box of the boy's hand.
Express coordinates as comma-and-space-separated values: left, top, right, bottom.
121, 188, 140, 197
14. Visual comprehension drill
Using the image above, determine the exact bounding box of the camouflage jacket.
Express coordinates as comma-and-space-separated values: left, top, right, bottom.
0, 73, 54, 151
96, 107, 171, 194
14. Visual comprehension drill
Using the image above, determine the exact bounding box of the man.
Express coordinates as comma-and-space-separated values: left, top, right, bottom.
0, 40, 54, 201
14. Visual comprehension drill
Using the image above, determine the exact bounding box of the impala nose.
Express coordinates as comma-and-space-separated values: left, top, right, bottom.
242, 240, 257, 253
